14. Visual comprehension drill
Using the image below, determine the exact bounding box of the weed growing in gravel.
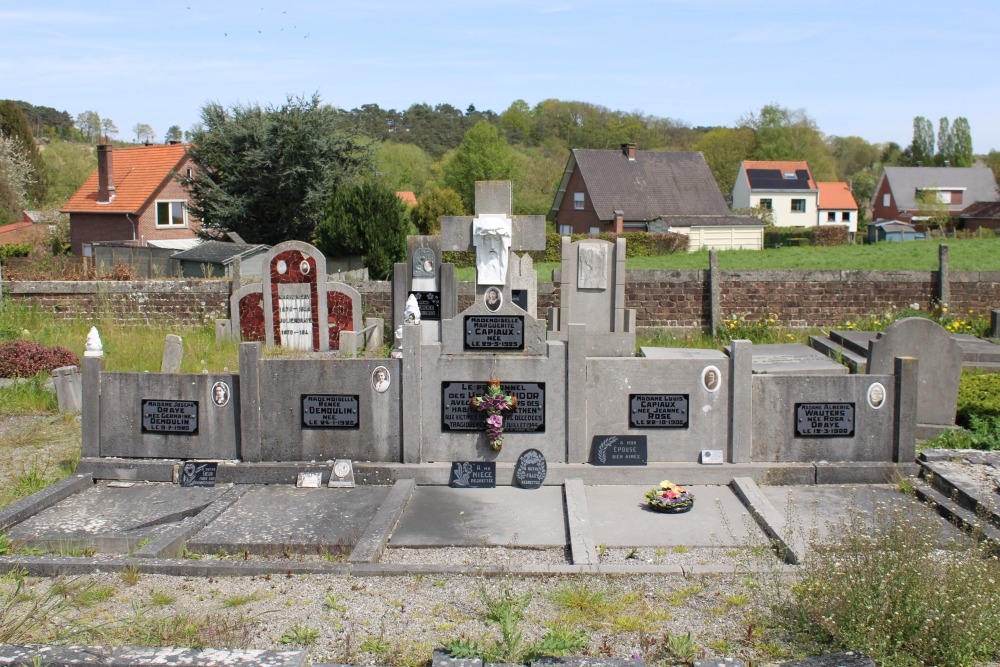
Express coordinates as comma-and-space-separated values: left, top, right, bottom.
220, 592, 260, 608
148, 590, 175, 607
280, 624, 319, 646
120, 564, 141, 587
0, 571, 82, 643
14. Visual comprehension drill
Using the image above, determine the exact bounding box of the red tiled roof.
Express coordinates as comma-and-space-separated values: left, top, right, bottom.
396, 191, 418, 206
61, 144, 190, 214
817, 182, 858, 210
742, 160, 816, 189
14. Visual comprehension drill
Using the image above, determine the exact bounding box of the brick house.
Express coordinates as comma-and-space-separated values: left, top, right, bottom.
62, 141, 202, 256
549, 144, 762, 251
868, 166, 998, 224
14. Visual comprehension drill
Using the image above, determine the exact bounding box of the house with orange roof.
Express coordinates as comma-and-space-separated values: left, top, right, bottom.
61, 140, 201, 256
395, 191, 418, 207
817, 181, 858, 237
732, 160, 819, 228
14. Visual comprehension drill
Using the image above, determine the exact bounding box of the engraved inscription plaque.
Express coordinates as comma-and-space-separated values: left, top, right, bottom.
795, 403, 855, 437
464, 316, 524, 349
141, 400, 199, 434
629, 394, 689, 429
301, 394, 360, 429
442, 382, 545, 433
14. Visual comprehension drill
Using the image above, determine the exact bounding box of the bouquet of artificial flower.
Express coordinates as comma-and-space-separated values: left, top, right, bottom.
644, 480, 695, 513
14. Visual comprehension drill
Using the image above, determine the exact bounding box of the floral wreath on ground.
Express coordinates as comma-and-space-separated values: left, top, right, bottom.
644, 480, 695, 513
470, 380, 518, 451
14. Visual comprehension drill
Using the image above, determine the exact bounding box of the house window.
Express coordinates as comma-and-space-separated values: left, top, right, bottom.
827, 212, 837, 222
589, 227, 600, 235
558, 224, 572, 235
574, 192, 585, 210
842, 212, 851, 222
791, 199, 806, 213
185, 167, 193, 179
883, 193, 890, 207
759, 198, 772, 210
156, 201, 187, 227
783, 172, 796, 179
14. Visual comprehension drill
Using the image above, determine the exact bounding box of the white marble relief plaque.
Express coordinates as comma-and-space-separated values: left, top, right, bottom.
578, 243, 607, 289
277, 283, 313, 351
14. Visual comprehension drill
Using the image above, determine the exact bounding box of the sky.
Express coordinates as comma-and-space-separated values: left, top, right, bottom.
4, 0, 1000, 152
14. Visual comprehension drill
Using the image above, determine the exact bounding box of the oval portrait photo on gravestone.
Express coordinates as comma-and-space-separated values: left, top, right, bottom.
867, 381, 886, 409
372, 366, 391, 393
702, 365, 721, 393
211, 381, 230, 407
484, 287, 502, 312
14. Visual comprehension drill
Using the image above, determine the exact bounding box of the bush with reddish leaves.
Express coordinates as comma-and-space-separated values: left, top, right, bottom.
0, 339, 80, 378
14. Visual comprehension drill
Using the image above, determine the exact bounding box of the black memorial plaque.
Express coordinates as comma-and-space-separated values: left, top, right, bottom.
441, 382, 545, 433
591, 435, 648, 466
450, 461, 496, 488
629, 394, 689, 429
179, 461, 218, 487
408, 291, 441, 321
514, 449, 547, 489
795, 402, 855, 437
511, 290, 528, 311
464, 316, 524, 350
301, 394, 360, 429
141, 400, 199, 434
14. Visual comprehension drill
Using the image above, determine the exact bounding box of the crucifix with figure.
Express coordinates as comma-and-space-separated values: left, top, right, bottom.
440, 181, 547, 288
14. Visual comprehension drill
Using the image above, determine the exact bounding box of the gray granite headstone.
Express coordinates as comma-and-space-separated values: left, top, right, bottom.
161, 333, 183, 373
867, 317, 962, 426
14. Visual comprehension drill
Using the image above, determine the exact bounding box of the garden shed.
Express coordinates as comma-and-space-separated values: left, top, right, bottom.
867, 220, 925, 244
171, 241, 270, 278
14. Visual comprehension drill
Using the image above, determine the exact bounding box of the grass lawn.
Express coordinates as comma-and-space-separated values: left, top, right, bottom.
455, 237, 1000, 281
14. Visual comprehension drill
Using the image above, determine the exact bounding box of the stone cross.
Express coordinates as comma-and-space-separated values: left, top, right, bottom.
440, 181, 546, 286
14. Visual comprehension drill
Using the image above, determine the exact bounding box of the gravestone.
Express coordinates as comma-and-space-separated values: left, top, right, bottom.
867, 317, 961, 429
161, 334, 183, 373
732, 343, 850, 375
230, 241, 362, 352
392, 236, 454, 344
549, 237, 636, 357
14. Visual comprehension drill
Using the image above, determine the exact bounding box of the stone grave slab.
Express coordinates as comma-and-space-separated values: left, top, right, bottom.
388, 486, 567, 547
187, 485, 389, 555
734, 343, 849, 375
759, 484, 962, 546
7, 483, 224, 552
950, 333, 1000, 363
829, 330, 877, 356
584, 485, 764, 547
639, 347, 728, 361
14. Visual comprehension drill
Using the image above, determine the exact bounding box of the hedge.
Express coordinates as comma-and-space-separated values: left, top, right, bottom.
0, 340, 80, 378
956, 372, 1000, 427
442, 231, 688, 268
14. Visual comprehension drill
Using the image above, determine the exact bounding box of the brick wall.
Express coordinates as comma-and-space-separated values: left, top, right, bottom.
7, 270, 1000, 331
7, 280, 230, 324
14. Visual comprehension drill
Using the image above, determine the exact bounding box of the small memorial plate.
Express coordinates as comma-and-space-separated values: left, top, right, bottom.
297, 471, 323, 488
142, 400, 199, 435
301, 394, 360, 429
591, 436, 648, 466
795, 402, 855, 437
179, 461, 218, 487
700, 449, 724, 465
329, 458, 356, 488
514, 449, 547, 489
449, 461, 496, 488
629, 394, 689, 429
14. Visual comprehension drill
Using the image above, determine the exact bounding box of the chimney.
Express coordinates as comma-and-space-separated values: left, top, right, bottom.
613, 210, 625, 234
97, 137, 115, 204
621, 143, 637, 161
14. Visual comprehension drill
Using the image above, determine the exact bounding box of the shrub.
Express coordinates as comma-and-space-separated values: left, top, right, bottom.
0, 339, 79, 378
811, 225, 849, 246
956, 372, 1000, 426
0, 243, 32, 261
764, 226, 812, 248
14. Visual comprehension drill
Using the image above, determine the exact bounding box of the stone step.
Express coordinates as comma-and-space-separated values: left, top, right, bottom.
827, 329, 875, 356
912, 477, 1000, 544
807, 336, 866, 373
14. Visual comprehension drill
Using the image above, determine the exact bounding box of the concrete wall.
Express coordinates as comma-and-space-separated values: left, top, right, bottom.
585, 357, 729, 462
99, 372, 240, 459
750, 374, 895, 462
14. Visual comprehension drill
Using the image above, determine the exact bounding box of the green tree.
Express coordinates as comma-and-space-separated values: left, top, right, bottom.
75, 110, 101, 144
0, 130, 33, 225
0, 100, 46, 203
909, 116, 935, 166
313, 181, 407, 279
132, 123, 155, 143
442, 121, 517, 211
936, 117, 952, 166
499, 100, 533, 144
411, 187, 465, 235
984, 150, 1000, 187
100, 117, 118, 140
164, 125, 183, 143
695, 126, 756, 196
183, 94, 371, 246
744, 105, 836, 180
949, 117, 973, 167
829, 136, 879, 181
371, 141, 434, 195
848, 170, 877, 221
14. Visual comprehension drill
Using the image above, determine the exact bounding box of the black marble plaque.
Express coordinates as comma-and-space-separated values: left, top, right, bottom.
795, 402, 855, 437
514, 449, 547, 489
179, 461, 218, 487
591, 435, 648, 466
511, 290, 528, 311
629, 394, 689, 428
449, 461, 496, 488
441, 382, 545, 432
408, 291, 441, 321
301, 394, 360, 429
464, 316, 524, 350
141, 400, 198, 434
